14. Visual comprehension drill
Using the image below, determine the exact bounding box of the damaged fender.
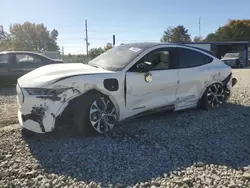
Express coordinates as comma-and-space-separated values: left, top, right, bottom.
18, 83, 120, 133
197, 72, 234, 102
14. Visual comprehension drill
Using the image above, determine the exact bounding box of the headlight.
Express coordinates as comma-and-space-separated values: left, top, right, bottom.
24, 88, 70, 96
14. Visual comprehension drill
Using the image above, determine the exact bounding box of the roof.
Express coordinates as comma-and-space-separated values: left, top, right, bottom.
119, 42, 200, 49
0, 51, 52, 59
119, 42, 215, 56
119, 42, 161, 49
181, 41, 250, 45
0, 51, 42, 55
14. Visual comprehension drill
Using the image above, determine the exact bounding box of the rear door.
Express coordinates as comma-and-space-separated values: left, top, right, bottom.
175, 47, 214, 110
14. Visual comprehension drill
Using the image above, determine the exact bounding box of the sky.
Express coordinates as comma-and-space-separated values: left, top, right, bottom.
1, 0, 250, 54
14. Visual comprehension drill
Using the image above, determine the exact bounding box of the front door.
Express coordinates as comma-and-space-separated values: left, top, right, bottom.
125, 47, 179, 114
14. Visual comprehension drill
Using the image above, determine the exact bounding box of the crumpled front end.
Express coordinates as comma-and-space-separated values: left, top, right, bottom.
222, 73, 237, 101
16, 83, 82, 133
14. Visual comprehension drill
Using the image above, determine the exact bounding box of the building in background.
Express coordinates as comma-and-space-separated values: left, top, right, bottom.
182, 41, 249, 66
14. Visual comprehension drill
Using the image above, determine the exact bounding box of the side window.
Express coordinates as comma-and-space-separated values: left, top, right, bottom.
129, 48, 176, 72
16, 54, 43, 64
0, 54, 9, 64
145, 50, 171, 70
178, 48, 213, 68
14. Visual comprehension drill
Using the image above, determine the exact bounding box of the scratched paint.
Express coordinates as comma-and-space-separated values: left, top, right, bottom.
16, 44, 236, 134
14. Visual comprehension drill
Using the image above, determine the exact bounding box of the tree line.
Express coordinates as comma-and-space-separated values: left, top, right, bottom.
90, 19, 250, 58
1, 19, 250, 59
161, 19, 250, 43
0, 22, 59, 52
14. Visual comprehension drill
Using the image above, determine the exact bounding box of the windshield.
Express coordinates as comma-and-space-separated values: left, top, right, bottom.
88, 44, 147, 71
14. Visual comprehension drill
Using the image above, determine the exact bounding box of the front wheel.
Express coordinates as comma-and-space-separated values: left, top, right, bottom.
200, 83, 226, 110
73, 92, 118, 136
89, 96, 117, 134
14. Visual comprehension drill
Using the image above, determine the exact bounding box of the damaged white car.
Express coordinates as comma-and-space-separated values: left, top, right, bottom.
16, 42, 237, 136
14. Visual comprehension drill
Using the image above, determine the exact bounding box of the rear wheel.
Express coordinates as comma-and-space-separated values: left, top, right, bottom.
200, 83, 226, 110
73, 92, 118, 136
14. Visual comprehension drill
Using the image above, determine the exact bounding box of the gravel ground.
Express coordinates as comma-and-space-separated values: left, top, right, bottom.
1, 69, 250, 188
0, 87, 18, 127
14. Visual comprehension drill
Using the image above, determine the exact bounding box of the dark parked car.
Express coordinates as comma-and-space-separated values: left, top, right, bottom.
0, 51, 63, 85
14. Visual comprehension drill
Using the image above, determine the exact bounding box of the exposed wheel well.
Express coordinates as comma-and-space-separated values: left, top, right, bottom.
54, 89, 107, 130
198, 82, 225, 110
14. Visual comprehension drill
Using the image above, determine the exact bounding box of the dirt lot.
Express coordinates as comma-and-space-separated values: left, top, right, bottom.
0, 69, 250, 188
0, 87, 18, 127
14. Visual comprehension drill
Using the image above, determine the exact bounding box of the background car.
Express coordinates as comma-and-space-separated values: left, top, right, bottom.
0, 51, 63, 86
221, 52, 244, 68
16, 43, 237, 136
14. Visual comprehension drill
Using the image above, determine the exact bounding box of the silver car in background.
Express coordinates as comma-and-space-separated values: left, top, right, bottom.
221, 52, 244, 68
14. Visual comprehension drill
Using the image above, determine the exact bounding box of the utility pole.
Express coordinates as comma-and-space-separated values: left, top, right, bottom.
113, 35, 115, 47
199, 17, 201, 38
61, 46, 64, 56
85, 19, 89, 59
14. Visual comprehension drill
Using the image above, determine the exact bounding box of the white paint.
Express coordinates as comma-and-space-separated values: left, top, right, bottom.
126, 69, 179, 113
16, 43, 233, 134
175, 59, 230, 110
18, 110, 43, 133
18, 63, 115, 88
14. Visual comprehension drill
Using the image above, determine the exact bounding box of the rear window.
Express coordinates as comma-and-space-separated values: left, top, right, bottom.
178, 48, 213, 68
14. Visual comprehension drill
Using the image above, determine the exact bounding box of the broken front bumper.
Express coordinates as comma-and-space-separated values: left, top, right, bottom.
16, 84, 80, 134
18, 109, 45, 133
16, 86, 54, 134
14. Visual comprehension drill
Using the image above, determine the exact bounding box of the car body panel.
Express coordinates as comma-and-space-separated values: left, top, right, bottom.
18, 63, 116, 88
125, 69, 179, 114
16, 43, 235, 134
176, 59, 231, 110
17, 72, 124, 133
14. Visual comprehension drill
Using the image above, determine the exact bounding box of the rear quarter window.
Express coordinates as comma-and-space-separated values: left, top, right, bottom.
178, 48, 213, 68
0, 54, 9, 64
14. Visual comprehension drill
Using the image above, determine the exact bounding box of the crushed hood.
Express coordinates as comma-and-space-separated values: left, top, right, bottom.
17, 63, 114, 88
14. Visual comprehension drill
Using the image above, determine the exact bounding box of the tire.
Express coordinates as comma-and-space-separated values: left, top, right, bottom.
199, 83, 226, 110
72, 92, 118, 137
